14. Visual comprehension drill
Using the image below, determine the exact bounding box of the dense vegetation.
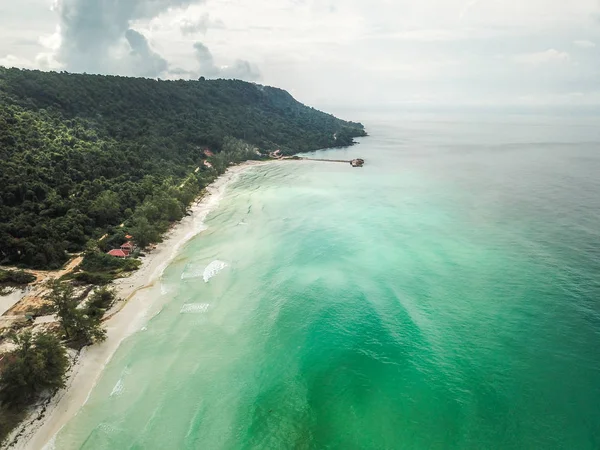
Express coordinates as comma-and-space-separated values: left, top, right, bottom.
0, 68, 366, 269
48, 281, 106, 347
0, 332, 68, 408
0, 331, 68, 442
0, 283, 115, 443
0, 269, 35, 286
69, 248, 141, 285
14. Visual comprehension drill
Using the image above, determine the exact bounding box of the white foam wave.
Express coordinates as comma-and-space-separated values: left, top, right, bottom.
41, 435, 57, 450
180, 303, 210, 314
203, 260, 228, 282
160, 282, 175, 295
110, 378, 124, 397
181, 263, 204, 280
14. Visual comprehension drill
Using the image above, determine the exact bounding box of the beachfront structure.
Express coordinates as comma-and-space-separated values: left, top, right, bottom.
269, 149, 283, 159
106, 238, 135, 258
120, 241, 134, 252
107, 249, 129, 258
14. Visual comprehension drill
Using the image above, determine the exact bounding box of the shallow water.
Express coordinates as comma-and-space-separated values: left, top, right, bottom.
55, 113, 600, 449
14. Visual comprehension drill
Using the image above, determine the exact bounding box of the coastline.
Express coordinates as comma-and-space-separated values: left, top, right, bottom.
6, 160, 272, 450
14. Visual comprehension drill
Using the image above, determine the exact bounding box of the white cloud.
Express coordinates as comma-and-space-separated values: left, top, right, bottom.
180, 13, 225, 35
2, 0, 600, 107
513, 49, 570, 65
573, 39, 596, 48
0, 54, 38, 69
459, 0, 483, 21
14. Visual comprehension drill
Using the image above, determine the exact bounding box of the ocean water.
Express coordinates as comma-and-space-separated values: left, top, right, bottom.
54, 113, 600, 449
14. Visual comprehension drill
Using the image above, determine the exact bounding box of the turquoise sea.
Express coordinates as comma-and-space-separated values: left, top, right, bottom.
55, 113, 600, 449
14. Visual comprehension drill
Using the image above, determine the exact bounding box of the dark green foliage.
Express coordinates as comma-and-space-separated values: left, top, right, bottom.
47, 281, 106, 347
80, 251, 140, 273
86, 287, 117, 320
0, 269, 36, 286
0, 406, 26, 445
0, 331, 68, 407
70, 271, 114, 286
69, 246, 141, 286
0, 68, 366, 269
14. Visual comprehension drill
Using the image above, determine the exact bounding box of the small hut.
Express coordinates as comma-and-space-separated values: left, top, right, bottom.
107, 249, 129, 258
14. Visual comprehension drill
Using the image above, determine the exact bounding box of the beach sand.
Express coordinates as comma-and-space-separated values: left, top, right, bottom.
7, 161, 271, 450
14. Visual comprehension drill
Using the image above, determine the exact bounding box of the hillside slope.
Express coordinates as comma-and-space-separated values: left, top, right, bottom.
0, 68, 366, 268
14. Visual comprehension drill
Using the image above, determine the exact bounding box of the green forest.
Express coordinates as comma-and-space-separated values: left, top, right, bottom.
0, 68, 366, 269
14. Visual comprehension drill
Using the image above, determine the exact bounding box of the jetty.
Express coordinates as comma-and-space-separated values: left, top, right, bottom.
268, 149, 364, 167
278, 156, 365, 167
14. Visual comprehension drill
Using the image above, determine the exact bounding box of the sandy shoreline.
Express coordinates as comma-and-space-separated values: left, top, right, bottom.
7, 160, 272, 450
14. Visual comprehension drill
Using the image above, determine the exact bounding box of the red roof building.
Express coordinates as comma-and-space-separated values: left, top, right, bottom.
107, 249, 129, 258
125, 234, 133, 240
120, 241, 134, 251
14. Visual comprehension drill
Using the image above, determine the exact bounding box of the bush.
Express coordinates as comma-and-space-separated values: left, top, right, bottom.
86, 287, 117, 320
48, 281, 106, 347
0, 332, 68, 407
0, 270, 36, 286
71, 272, 114, 285
80, 251, 140, 273
0, 406, 26, 445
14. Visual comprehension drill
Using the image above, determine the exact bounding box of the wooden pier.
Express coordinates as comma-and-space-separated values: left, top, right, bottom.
287, 157, 365, 167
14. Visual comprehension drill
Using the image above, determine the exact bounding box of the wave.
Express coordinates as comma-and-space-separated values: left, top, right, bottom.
180, 263, 204, 280
180, 303, 210, 314
110, 378, 124, 397
160, 281, 176, 295
203, 260, 228, 282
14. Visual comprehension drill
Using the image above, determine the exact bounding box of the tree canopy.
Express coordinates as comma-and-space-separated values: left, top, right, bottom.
0, 68, 366, 269
0, 331, 68, 408
48, 281, 106, 346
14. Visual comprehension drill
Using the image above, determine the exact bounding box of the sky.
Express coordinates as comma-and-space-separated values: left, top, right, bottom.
1, 0, 600, 110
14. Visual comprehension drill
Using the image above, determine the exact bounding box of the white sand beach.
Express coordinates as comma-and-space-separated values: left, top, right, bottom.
7, 161, 272, 450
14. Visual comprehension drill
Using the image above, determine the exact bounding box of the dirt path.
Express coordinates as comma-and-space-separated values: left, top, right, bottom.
0, 256, 83, 329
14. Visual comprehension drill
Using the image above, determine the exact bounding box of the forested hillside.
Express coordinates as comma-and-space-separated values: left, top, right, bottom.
0, 68, 366, 269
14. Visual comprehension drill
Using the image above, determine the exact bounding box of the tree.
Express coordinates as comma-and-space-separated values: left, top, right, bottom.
47, 281, 106, 346
86, 287, 117, 320
129, 216, 160, 248
89, 191, 120, 226
0, 332, 68, 407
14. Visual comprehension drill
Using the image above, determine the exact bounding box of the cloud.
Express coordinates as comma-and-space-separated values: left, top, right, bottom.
220, 60, 261, 80
3, 0, 600, 108
0, 54, 37, 69
125, 29, 168, 77
573, 39, 596, 48
52, 0, 203, 75
193, 42, 220, 77
459, 0, 483, 20
180, 13, 225, 35
513, 49, 570, 65
191, 42, 260, 80
381, 28, 497, 42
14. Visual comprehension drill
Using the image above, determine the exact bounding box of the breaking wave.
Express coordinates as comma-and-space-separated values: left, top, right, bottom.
180, 263, 204, 280
180, 303, 210, 314
203, 260, 228, 282
110, 378, 124, 397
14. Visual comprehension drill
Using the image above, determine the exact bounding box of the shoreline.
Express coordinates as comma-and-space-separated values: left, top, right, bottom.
7, 160, 273, 450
